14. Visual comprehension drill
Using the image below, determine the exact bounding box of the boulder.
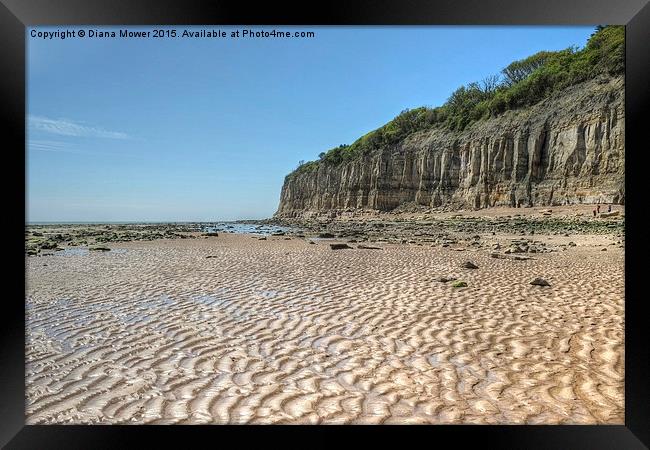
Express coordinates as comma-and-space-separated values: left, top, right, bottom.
437, 276, 457, 282
530, 278, 551, 286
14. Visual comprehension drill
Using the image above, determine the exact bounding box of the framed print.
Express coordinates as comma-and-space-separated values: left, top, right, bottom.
2, 0, 649, 448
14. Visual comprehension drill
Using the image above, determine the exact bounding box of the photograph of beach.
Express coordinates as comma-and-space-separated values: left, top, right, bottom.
26, 25, 624, 425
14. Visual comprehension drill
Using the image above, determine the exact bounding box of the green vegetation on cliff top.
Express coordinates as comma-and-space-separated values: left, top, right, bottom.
289, 26, 623, 179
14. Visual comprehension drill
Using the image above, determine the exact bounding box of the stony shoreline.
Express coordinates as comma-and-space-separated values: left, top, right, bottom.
26, 205, 624, 258
269, 204, 624, 253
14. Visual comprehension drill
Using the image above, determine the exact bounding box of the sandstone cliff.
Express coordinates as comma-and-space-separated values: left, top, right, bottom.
276, 76, 624, 218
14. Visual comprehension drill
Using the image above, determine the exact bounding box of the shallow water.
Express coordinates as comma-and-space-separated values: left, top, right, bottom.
203, 223, 293, 236
59, 247, 89, 256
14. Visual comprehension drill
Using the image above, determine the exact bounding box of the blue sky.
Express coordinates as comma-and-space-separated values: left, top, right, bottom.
27, 26, 595, 222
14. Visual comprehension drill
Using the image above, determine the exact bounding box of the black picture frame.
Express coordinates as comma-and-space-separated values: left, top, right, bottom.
2, 0, 648, 448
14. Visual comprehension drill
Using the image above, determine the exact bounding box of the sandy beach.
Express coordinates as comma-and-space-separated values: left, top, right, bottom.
25, 208, 624, 425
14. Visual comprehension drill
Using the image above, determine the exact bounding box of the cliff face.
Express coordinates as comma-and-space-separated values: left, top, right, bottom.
276, 76, 624, 217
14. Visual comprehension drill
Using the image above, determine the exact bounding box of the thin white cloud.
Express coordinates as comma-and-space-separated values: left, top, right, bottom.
29, 140, 65, 149
28, 139, 136, 157
28, 115, 129, 139
28, 140, 93, 155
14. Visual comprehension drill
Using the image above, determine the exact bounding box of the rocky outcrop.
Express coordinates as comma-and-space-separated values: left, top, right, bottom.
276, 76, 624, 217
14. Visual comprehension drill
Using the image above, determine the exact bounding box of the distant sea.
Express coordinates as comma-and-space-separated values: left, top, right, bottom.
26, 221, 294, 236
203, 223, 292, 235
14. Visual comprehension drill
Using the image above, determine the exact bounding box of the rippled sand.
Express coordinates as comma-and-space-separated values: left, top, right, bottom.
25, 233, 624, 424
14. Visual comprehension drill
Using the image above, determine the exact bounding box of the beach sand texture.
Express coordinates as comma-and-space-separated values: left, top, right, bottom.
25, 233, 624, 424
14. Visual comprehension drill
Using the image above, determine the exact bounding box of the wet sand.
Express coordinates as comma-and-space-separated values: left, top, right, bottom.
25, 228, 624, 424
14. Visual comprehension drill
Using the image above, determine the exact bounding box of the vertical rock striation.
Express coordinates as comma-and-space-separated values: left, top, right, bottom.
276, 76, 624, 217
